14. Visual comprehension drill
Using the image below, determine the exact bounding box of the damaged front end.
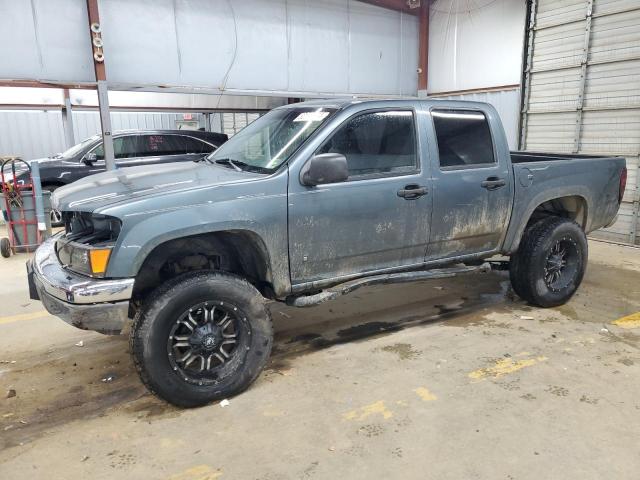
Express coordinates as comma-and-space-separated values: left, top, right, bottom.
56, 211, 121, 278
27, 210, 134, 335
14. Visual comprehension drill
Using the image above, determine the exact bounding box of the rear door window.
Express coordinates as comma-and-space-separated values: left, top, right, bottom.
432, 109, 495, 168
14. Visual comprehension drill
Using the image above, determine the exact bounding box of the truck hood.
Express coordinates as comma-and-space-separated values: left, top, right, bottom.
52, 162, 262, 212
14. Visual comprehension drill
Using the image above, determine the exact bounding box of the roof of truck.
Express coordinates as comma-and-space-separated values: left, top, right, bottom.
279, 97, 488, 110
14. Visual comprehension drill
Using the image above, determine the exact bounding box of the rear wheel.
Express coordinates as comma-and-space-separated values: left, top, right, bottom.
130, 271, 273, 407
509, 217, 587, 307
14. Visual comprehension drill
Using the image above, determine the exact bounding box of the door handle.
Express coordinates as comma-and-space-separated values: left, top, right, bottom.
397, 184, 428, 199
481, 177, 506, 190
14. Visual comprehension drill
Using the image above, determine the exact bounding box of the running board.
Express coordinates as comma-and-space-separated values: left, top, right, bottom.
286, 262, 492, 308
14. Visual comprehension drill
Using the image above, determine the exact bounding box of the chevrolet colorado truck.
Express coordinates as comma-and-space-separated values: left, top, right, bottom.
27, 99, 627, 407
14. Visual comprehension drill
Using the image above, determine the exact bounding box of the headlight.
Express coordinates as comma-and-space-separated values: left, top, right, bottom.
55, 212, 120, 277
57, 240, 114, 277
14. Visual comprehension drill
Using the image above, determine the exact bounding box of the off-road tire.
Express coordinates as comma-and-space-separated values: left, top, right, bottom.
509, 216, 587, 308
0, 237, 10, 258
130, 271, 273, 407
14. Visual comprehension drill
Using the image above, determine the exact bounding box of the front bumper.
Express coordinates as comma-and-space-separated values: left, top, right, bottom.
27, 235, 134, 335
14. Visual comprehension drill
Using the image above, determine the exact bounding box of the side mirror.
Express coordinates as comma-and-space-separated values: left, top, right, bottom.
300, 153, 348, 186
82, 152, 97, 165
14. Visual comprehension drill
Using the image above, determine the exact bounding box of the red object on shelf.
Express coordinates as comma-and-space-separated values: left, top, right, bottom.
1, 158, 42, 255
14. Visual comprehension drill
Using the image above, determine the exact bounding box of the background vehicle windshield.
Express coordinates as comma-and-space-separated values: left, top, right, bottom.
207, 107, 336, 171
58, 135, 100, 159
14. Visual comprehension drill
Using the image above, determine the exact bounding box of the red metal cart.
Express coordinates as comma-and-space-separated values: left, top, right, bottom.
0, 158, 42, 258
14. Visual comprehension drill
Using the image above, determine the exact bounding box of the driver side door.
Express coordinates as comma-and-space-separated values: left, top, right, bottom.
287, 108, 432, 287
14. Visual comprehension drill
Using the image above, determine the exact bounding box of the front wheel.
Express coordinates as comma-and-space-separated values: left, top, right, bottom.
130, 272, 273, 407
509, 216, 587, 308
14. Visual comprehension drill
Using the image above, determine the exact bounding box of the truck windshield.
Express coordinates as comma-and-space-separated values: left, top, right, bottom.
207, 107, 336, 172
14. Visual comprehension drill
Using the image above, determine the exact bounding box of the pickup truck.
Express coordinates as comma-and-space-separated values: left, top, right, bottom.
27, 99, 627, 407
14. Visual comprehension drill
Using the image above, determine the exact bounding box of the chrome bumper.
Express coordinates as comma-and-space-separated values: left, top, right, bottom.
28, 235, 134, 335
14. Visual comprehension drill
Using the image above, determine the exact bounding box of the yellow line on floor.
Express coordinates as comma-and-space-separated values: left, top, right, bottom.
468, 356, 548, 380
0, 310, 50, 325
612, 312, 640, 329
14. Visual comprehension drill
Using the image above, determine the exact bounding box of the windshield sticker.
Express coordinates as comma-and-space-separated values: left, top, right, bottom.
293, 111, 330, 123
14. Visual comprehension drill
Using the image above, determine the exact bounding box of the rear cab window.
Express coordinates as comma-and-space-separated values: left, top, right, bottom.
431, 109, 495, 169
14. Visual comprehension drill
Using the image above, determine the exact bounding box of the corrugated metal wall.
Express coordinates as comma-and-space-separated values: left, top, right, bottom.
431, 88, 521, 149
72, 112, 206, 143
0, 110, 257, 159
520, 0, 640, 244
0, 110, 66, 159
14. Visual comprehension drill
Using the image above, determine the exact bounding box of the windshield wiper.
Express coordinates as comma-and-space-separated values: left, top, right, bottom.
214, 158, 242, 171
213, 158, 271, 174
194, 154, 214, 164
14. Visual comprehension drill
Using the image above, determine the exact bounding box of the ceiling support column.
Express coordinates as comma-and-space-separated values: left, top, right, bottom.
61, 89, 76, 150
417, 1, 429, 97
86, 0, 115, 171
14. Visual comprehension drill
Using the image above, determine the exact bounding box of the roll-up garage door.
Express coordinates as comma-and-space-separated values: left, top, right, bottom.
520, 0, 640, 244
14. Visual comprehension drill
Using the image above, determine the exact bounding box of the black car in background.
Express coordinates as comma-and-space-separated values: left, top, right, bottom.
24, 129, 228, 188
12, 129, 228, 224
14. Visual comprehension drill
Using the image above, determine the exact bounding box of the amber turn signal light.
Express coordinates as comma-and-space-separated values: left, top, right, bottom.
89, 248, 112, 275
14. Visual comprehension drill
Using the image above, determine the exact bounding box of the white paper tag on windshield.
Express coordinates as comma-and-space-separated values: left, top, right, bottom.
293, 111, 330, 123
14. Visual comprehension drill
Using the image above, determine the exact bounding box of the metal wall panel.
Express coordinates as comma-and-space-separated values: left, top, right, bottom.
0, 110, 65, 159
521, 0, 640, 244
432, 88, 521, 149
428, 0, 527, 93
1, 0, 418, 96
0, 0, 94, 82
0, 110, 259, 160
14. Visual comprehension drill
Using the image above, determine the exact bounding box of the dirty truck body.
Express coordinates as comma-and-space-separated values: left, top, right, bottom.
27, 99, 626, 407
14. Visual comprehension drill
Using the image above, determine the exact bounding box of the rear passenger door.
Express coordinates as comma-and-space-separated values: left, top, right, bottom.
426, 108, 512, 259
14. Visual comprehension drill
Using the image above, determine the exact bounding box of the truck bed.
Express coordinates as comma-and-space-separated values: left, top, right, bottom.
511, 151, 612, 163
503, 151, 626, 253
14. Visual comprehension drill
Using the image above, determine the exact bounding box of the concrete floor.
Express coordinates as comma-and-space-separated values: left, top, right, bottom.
1, 229, 639, 479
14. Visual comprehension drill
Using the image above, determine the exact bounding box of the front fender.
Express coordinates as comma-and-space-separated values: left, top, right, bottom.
103, 176, 290, 296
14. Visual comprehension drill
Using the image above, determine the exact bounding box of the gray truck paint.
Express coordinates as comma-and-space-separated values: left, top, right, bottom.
51, 99, 625, 301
